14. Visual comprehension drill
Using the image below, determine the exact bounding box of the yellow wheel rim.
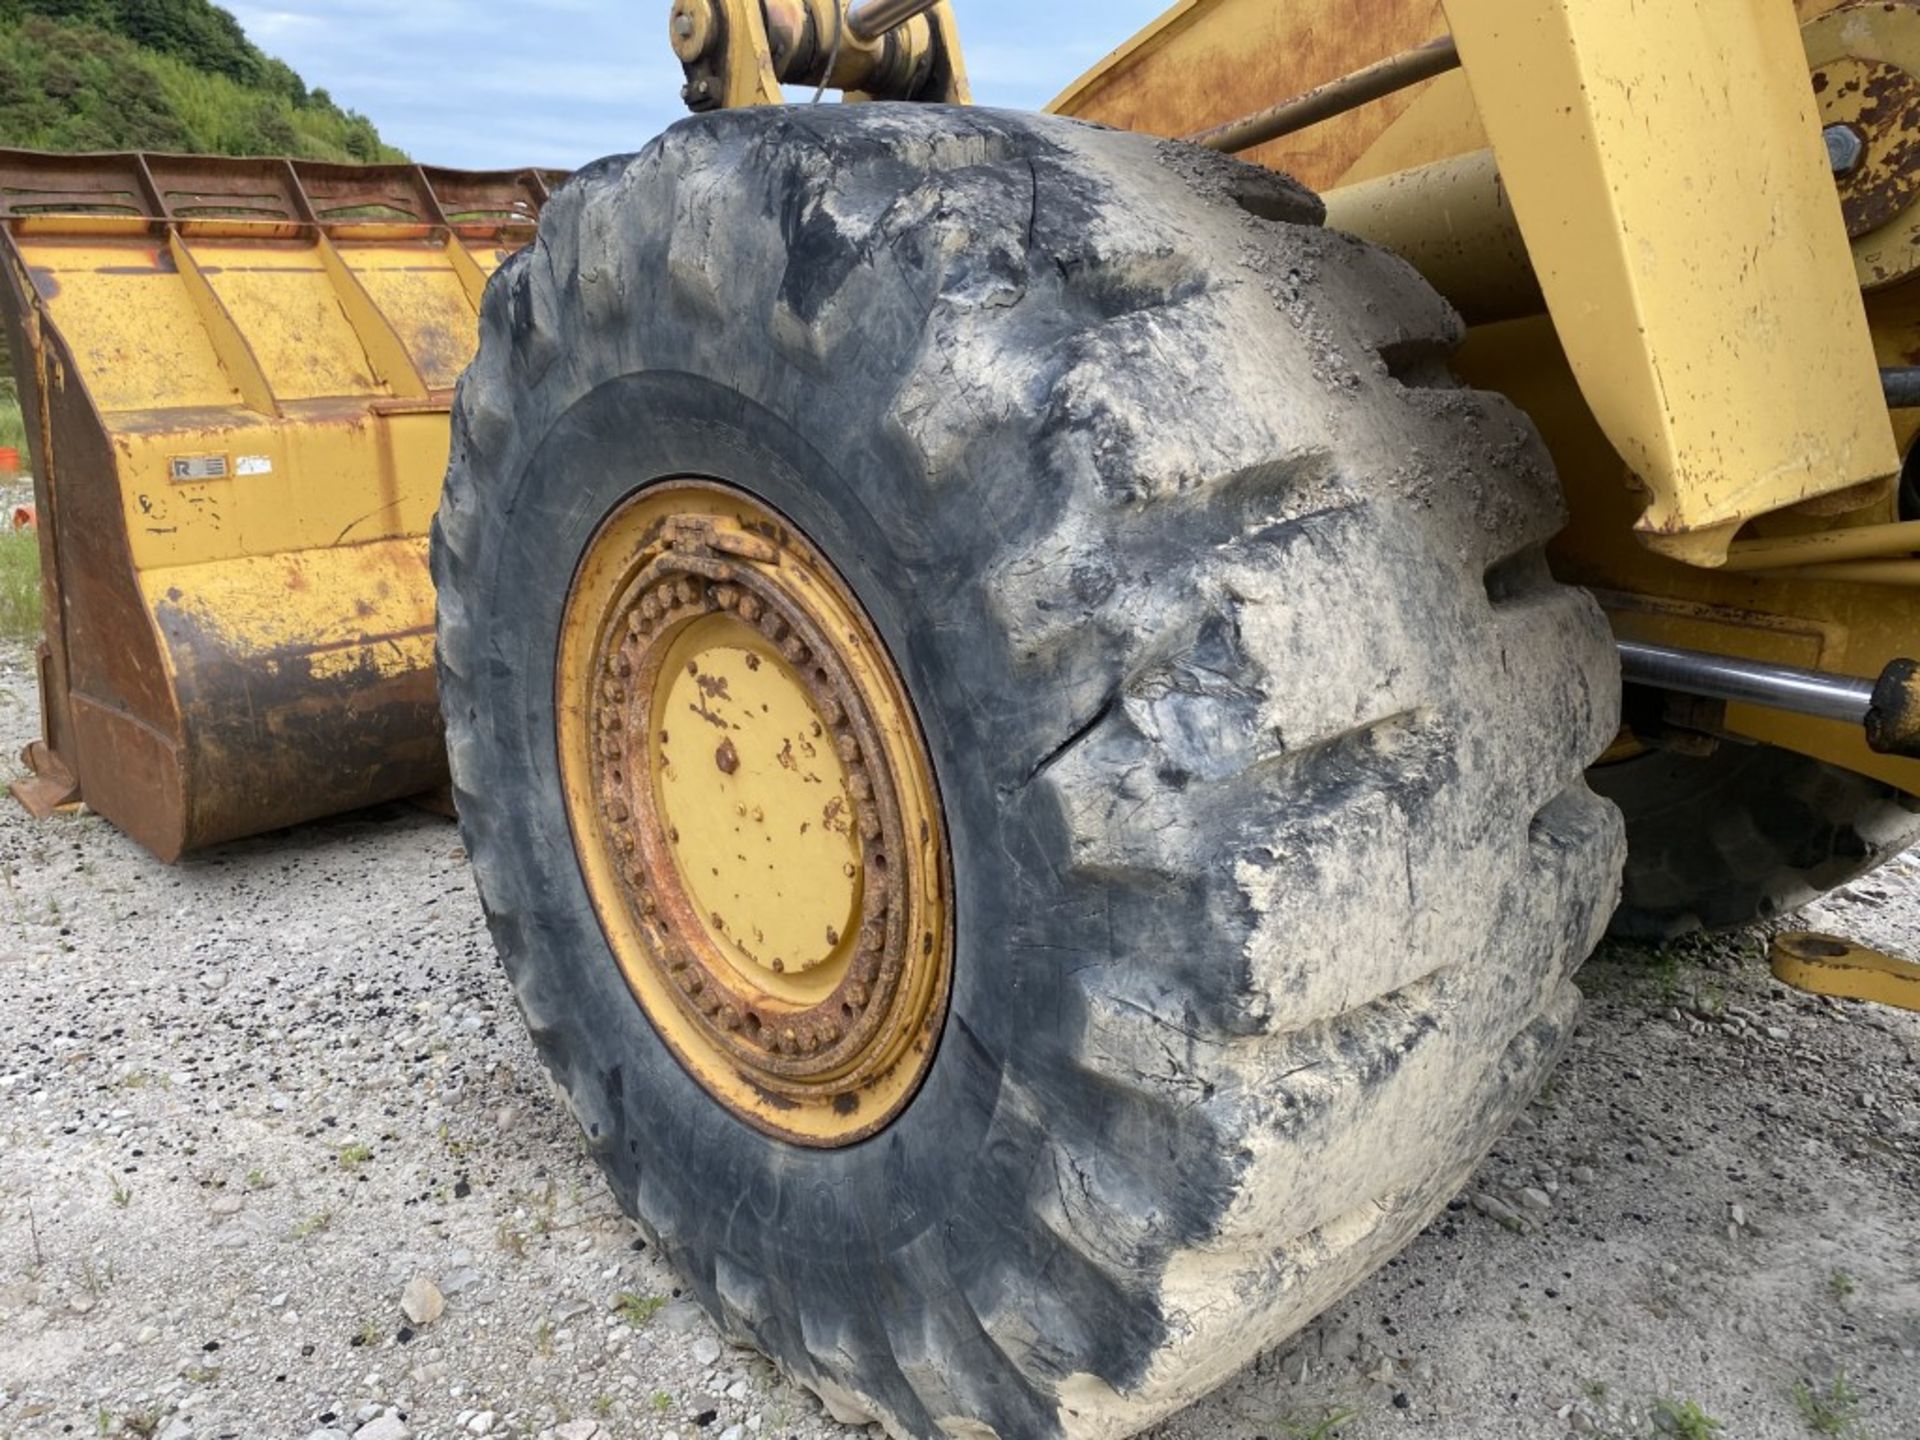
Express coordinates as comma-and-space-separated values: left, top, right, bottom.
556, 481, 952, 1146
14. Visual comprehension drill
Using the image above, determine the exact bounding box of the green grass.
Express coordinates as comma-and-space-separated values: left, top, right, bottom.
0, 391, 26, 454
614, 1292, 667, 1328
1654, 1397, 1725, 1438
0, 524, 37, 644
0, 388, 38, 646
1793, 1374, 1866, 1437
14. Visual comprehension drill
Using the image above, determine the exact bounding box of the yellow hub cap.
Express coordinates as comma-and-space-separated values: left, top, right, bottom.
556, 481, 952, 1146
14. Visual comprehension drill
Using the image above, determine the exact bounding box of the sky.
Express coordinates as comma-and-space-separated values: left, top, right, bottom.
224, 1, 1175, 171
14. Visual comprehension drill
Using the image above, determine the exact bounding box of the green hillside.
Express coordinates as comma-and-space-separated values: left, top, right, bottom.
0, 0, 401, 161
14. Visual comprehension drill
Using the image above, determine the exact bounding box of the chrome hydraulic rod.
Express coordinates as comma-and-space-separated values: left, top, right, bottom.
846, 0, 942, 41
1617, 641, 1874, 725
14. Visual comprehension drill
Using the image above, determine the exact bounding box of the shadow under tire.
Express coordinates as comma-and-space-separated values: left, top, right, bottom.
1591, 741, 1920, 940
434, 105, 1625, 1440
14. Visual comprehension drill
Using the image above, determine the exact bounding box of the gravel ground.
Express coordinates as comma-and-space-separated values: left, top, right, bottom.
0, 610, 1915, 1440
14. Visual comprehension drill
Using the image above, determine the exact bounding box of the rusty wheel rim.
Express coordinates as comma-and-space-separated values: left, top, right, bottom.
556, 480, 952, 1146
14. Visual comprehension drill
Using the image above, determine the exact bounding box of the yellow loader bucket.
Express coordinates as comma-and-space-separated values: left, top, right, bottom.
0, 150, 558, 860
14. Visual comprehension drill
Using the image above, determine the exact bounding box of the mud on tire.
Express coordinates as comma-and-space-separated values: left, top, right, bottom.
434, 106, 1626, 1440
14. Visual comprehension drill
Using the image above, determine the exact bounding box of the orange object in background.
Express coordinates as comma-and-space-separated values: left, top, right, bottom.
0, 446, 18, 476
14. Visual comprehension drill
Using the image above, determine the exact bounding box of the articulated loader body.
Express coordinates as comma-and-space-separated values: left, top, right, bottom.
6, 2, 1919, 1436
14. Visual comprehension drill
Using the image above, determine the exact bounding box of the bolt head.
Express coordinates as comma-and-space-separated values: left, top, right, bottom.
1825, 123, 1867, 178
673, 12, 694, 37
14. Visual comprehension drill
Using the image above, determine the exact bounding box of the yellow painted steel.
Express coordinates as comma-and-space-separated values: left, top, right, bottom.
1, 153, 552, 859
650, 616, 863, 985
556, 481, 952, 1146
1771, 932, 1920, 1011
1442, 0, 1897, 564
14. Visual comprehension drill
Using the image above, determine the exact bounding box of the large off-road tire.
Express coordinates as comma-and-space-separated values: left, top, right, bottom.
434, 106, 1625, 1440
1590, 742, 1920, 940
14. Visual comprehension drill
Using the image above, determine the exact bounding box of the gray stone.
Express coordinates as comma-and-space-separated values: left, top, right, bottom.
656, 1300, 704, 1335
355, 1415, 411, 1440
692, 1333, 723, 1366
1471, 1192, 1524, 1229
441, 1267, 484, 1297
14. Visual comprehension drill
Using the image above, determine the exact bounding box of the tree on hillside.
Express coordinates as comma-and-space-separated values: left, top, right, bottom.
2, 0, 260, 83
0, 1, 400, 161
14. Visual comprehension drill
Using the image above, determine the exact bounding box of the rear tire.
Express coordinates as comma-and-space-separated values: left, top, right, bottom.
1591, 741, 1920, 939
435, 106, 1624, 1440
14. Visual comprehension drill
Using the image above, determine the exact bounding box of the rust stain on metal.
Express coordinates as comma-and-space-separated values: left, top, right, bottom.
1816, 55, 1920, 236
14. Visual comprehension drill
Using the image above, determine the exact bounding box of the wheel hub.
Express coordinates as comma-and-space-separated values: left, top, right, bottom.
556, 481, 951, 1145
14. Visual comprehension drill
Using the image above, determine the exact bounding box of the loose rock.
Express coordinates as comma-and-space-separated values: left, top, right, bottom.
401, 1277, 445, 1327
